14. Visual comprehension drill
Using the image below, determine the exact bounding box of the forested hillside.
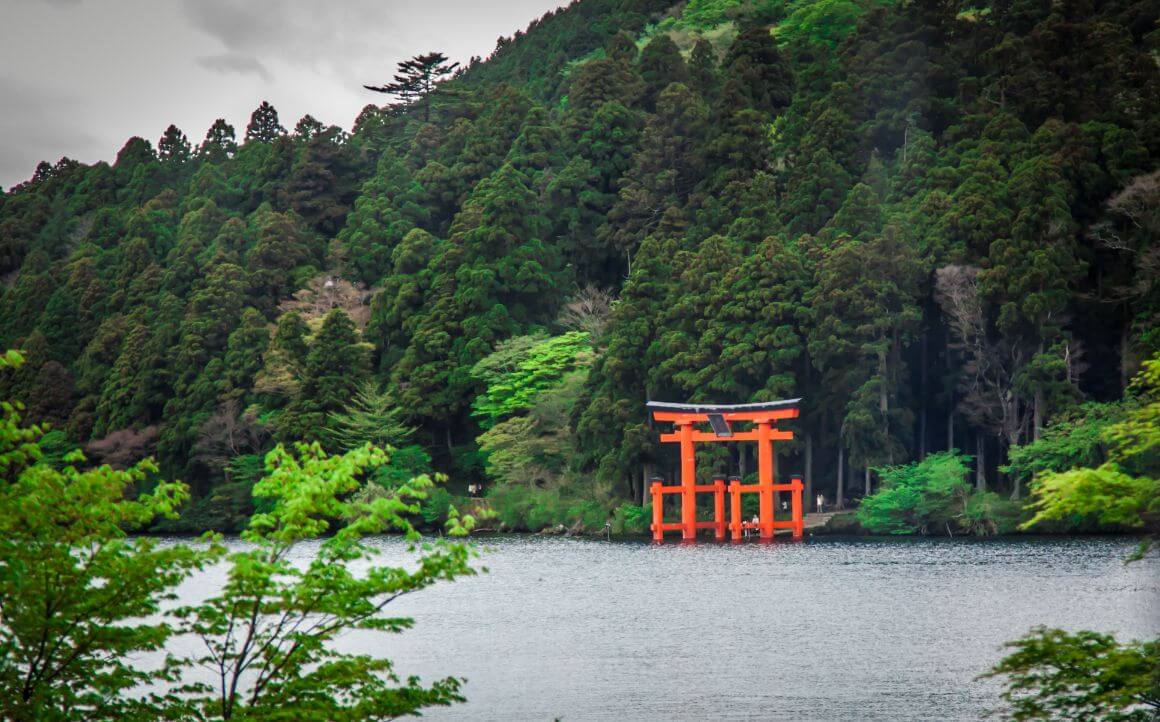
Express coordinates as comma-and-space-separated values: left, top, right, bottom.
1, 0, 1157, 531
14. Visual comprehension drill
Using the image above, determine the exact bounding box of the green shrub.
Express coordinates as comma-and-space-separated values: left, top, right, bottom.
370, 444, 433, 489
566, 499, 608, 530
485, 485, 612, 532
857, 452, 1019, 536
488, 485, 538, 530
1004, 402, 1125, 488
611, 503, 651, 535
420, 487, 453, 526
961, 491, 1023, 536
523, 491, 558, 530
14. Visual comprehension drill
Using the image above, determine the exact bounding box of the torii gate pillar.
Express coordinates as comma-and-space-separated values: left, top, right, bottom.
679, 421, 696, 540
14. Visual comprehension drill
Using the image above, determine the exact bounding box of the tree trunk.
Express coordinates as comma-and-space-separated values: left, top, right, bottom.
975, 433, 986, 492
1007, 442, 1021, 500
836, 446, 845, 509
445, 425, 453, 450
878, 346, 889, 413
1033, 341, 1045, 441
738, 443, 747, 481
864, 467, 871, 497
1121, 313, 1131, 392
1033, 388, 1044, 442
805, 433, 814, 513
919, 331, 928, 459
641, 462, 653, 506
945, 332, 955, 452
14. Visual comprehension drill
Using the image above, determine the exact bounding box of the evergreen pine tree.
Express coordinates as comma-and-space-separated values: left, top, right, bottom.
281, 309, 370, 440
157, 125, 192, 164
638, 35, 688, 111
199, 118, 237, 161
245, 101, 286, 143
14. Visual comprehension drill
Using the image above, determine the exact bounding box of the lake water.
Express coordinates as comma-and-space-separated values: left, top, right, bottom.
169, 535, 1159, 721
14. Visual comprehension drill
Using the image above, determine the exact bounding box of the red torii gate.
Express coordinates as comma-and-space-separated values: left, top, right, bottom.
647, 399, 803, 542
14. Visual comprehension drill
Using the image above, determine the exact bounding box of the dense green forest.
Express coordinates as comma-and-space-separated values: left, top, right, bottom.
1, 0, 1157, 533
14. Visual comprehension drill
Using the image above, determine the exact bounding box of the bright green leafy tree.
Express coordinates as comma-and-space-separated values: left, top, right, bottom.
171, 441, 475, 720
0, 350, 202, 721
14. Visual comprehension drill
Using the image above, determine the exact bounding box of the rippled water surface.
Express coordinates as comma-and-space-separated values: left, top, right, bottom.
173, 535, 1159, 721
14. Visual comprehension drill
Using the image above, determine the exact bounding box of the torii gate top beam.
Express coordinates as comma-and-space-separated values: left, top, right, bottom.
647, 399, 801, 425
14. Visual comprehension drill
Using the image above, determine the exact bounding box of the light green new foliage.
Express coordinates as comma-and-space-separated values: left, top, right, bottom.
0, 350, 204, 722
1003, 402, 1125, 487
1022, 355, 1160, 557
0, 349, 39, 476
172, 441, 477, 721
679, 0, 747, 29
775, 0, 883, 48
470, 331, 592, 428
1105, 356, 1160, 474
1024, 466, 1155, 531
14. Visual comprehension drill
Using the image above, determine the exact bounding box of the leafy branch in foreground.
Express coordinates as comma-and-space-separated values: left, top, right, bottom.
989, 356, 1160, 720
172, 442, 476, 721
1, 347, 476, 720
984, 628, 1159, 721
0, 350, 203, 722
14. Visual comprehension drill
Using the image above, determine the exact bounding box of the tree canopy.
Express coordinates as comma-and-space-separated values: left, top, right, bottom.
0, 0, 1156, 531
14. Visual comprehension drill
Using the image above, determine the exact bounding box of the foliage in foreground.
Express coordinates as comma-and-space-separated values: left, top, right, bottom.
856, 452, 1021, 536
0, 349, 475, 721
173, 442, 475, 721
0, 350, 202, 720
986, 628, 1160, 721
990, 357, 1160, 720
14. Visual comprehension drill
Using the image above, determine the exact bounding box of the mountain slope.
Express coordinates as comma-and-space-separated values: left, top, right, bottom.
1, 0, 1157, 528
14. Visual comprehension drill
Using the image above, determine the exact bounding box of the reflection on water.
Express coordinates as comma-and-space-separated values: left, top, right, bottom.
167, 535, 1160, 721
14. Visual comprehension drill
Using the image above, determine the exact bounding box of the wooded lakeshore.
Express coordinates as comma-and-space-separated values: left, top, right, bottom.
1, 0, 1158, 719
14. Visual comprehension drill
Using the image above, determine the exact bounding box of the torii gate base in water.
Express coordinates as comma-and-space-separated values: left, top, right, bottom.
647, 400, 803, 542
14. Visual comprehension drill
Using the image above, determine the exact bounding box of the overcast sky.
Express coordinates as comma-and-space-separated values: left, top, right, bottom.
0, 0, 568, 190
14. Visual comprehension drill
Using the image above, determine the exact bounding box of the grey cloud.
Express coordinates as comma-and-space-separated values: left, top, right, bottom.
196, 53, 272, 81
0, 75, 103, 189
180, 1, 282, 52
179, 0, 397, 71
